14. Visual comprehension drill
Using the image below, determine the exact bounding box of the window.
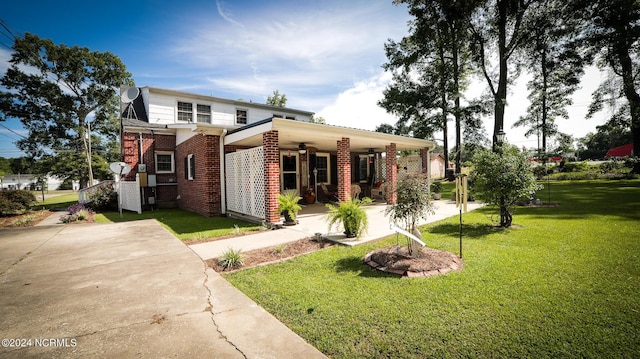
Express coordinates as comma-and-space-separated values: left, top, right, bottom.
236, 109, 247, 125
177, 102, 193, 122
273, 114, 296, 120
196, 104, 211, 123
359, 155, 369, 182
315, 154, 329, 183
155, 152, 175, 173
185, 154, 195, 180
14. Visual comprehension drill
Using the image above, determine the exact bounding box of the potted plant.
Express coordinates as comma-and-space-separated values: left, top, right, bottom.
431, 181, 443, 200
325, 197, 372, 238
276, 190, 302, 225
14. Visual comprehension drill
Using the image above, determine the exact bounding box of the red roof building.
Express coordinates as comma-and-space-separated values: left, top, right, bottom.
605, 143, 634, 158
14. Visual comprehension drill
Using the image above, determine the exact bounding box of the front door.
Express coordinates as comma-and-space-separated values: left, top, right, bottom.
281, 151, 299, 192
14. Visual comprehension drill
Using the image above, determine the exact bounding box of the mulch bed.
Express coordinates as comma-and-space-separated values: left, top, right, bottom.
205, 237, 334, 273
365, 246, 463, 278
0, 210, 53, 228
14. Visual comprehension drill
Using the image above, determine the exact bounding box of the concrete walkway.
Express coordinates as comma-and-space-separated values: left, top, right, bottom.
0, 219, 326, 358
190, 199, 483, 260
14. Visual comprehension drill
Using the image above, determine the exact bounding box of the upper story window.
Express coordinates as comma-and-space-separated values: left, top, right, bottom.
177, 101, 193, 122
155, 151, 175, 173
197, 104, 211, 123
236, 109, 248, 125
273, 114, 296, 120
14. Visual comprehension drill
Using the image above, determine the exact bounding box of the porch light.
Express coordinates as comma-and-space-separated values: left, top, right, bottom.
496, 129, 506, 146
298, 143, 307, 154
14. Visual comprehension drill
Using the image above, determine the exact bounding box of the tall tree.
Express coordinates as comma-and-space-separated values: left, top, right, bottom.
380, 0, 481, 174
470, 0, 538, 150
0, 33, 133, 188
574, 0, 640, 172
266, 89, 287, 107
514, 0, 583, 161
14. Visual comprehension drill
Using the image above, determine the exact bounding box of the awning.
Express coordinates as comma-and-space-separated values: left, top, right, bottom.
224, 118, 435, 153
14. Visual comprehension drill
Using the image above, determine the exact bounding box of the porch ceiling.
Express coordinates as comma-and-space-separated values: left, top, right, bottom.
224, 118, 435, 153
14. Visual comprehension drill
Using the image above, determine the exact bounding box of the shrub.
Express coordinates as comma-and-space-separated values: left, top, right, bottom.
325, 197, 372, 238
59, 203, 94, 223
470, 145, 542, 227
218, 247, 244, 270
85, 182, 117, 211
0, 190, 36, 215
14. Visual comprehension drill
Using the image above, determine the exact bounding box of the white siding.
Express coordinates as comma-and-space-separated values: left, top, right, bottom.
145, 88, 313, 127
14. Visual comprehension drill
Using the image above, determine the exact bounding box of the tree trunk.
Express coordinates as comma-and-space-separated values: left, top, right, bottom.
452, 29, 462, 175
615, 42, 640, 173
493, 0, 508, 151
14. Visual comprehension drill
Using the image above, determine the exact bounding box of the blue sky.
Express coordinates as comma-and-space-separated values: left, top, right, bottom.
0, 0, 608, 158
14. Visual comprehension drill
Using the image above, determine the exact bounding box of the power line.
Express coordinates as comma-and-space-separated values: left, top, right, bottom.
0, 123, 27, 139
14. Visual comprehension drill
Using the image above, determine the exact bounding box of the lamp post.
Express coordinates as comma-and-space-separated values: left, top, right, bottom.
496, 129, 506, 227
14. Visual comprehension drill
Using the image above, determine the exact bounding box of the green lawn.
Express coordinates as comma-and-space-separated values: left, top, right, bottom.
224, 180, 640, 358
95, 209, 263, 241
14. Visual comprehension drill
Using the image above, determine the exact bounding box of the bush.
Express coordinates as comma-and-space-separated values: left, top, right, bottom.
85, 182, 117, 211
218, 247, 244, 270
325, 197, 372, 238
0, 190, 36, 215
59, 203, 95, 223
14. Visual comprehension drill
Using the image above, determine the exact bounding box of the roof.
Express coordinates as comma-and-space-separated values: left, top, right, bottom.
605, 143, 634, 158
144, 87, 315, 117
225, 117, 435, 153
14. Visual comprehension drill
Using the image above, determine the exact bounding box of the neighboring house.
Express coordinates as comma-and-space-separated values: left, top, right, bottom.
605, 143, 634, 159
120, 86, 435, 224
0, 174, 67, 190
1, 174, 36, 190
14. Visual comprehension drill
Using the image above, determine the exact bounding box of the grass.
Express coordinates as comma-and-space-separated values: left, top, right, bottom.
224, 180, 640, 358
30, 191, 79, 210
94, 209, 263, 241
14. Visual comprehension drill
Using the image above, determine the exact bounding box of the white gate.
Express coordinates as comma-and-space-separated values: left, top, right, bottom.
225, 147, 265, 220
120, 174, 142, 214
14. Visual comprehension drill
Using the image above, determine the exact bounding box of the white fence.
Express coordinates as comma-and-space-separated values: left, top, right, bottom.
120, 175, 142, 214
225, 146, 265, 220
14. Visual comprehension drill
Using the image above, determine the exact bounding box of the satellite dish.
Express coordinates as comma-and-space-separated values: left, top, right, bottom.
120, 87, 140, 104
109, 162, 131, 175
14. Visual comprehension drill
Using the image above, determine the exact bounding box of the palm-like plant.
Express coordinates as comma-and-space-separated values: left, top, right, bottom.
325, 197, 372, 238
276, 190, 302, 225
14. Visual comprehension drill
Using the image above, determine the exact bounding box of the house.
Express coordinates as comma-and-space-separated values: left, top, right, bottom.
0, 174, 68, 190
605, 143, 634, 159
120, 86, 435, 224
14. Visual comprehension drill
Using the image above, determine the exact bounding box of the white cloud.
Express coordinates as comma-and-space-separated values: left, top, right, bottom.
317, 71, 397, 131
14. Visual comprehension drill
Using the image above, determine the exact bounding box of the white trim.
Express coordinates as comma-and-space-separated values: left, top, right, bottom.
315, 152, 331, 185
155, 151, 175, 173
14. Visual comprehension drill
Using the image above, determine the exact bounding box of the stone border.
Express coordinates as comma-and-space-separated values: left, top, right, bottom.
363, 249, 463, 278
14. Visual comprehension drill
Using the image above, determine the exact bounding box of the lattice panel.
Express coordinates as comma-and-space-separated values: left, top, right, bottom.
376, 155, 387, 182
120, 175, 142, 214
398, 155, 423, 180
225, 146, 265, 220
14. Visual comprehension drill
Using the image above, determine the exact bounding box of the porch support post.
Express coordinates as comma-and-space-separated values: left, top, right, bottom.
337, 137, 351, 202
420, 147, 432, 190
385, 143, 397, 204
264, 130, 280, 224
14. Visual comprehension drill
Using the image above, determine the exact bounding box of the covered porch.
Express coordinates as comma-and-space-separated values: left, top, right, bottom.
223, 117, 436, 225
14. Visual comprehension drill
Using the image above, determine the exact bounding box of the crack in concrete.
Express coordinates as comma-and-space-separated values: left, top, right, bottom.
202, 264, 247, 359
0, 226, 65, 282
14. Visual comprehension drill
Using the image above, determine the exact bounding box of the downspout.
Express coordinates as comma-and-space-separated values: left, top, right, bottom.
219, 129, 227, 215
138, 133, 144, 165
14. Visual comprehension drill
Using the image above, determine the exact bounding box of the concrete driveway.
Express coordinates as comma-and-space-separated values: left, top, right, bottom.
0, 219, 326, 358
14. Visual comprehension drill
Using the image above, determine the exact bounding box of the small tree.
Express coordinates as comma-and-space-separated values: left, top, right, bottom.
385, 174, 435, 256
470, 145, 542, 227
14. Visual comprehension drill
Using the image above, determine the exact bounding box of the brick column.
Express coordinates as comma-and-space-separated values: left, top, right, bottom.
385, 143, 397, 204
264, 131, 280, 224
337, 138, 351, 202
420, 147, 431, 192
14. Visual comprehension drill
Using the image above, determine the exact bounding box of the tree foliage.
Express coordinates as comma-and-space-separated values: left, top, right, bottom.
385, 174, 435, 255
380, 0, 484, 174
572, 0, 640, 172
0, 33, 133, 187
514, 0, 584, 159
266, 89, 287, 107
470, 144, 542, 227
